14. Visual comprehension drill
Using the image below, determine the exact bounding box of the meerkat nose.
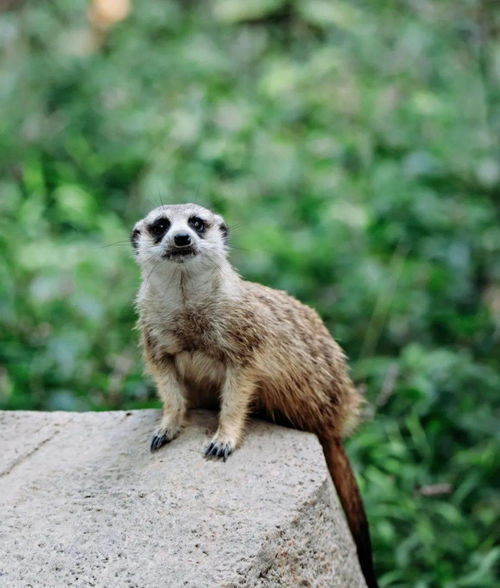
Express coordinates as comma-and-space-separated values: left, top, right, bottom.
173, 233, 192, 247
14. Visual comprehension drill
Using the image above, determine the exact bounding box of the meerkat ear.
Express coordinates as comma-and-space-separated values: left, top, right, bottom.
214, 214, 229, 245
219, 222, 229, 244
130, 225, 141, 252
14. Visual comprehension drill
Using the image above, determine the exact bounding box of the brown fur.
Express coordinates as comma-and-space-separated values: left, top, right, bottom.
132, 204, 378, 586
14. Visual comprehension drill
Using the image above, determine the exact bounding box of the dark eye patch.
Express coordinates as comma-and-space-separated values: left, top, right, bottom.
188, 216, 206, 235
148, 217, 171, 243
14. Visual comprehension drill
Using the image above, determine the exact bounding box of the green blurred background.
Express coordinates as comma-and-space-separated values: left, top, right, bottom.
1, 0, 499, 585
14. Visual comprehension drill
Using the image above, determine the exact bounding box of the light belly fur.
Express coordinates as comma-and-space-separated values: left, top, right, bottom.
174, 351, 225, 409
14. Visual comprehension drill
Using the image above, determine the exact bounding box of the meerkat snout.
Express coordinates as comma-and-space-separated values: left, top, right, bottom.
173, 232, 192, 248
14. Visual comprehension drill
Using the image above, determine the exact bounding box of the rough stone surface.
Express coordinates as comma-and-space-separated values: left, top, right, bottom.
0, 410, 365, 587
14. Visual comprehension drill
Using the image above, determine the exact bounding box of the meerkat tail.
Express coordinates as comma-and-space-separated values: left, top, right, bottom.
318, 434, 378, 588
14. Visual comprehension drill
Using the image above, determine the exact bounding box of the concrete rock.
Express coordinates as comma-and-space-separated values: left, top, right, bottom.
0, 410, 365, 587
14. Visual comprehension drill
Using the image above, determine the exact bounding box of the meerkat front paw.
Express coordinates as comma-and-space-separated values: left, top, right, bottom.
150, 424, 181, 452
203, 437, 235, 461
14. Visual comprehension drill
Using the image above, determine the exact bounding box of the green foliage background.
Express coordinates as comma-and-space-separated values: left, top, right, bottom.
1, 1, 499, 585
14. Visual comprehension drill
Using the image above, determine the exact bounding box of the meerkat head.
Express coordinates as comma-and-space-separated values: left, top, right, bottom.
131, 203, 229, 268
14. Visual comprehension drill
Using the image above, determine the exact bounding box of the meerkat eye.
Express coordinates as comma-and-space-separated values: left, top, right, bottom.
149, 217, 171, 242
188, 216, 206, 233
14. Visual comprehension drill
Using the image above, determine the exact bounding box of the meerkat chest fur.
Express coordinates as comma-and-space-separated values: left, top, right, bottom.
139, 264, 232, 357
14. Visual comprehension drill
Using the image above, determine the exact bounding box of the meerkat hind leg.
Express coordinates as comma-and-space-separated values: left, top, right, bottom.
150, 369, 187, 452
204, 368, 254, 461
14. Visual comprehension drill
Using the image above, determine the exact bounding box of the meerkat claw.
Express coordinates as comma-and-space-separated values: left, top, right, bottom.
204, 440, 234, 461
150, 430, 174, 452
150, 433, 168, 452
222, 444, 232, 460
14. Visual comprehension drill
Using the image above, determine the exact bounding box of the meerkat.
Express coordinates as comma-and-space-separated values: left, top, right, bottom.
131, 203, 378, 587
